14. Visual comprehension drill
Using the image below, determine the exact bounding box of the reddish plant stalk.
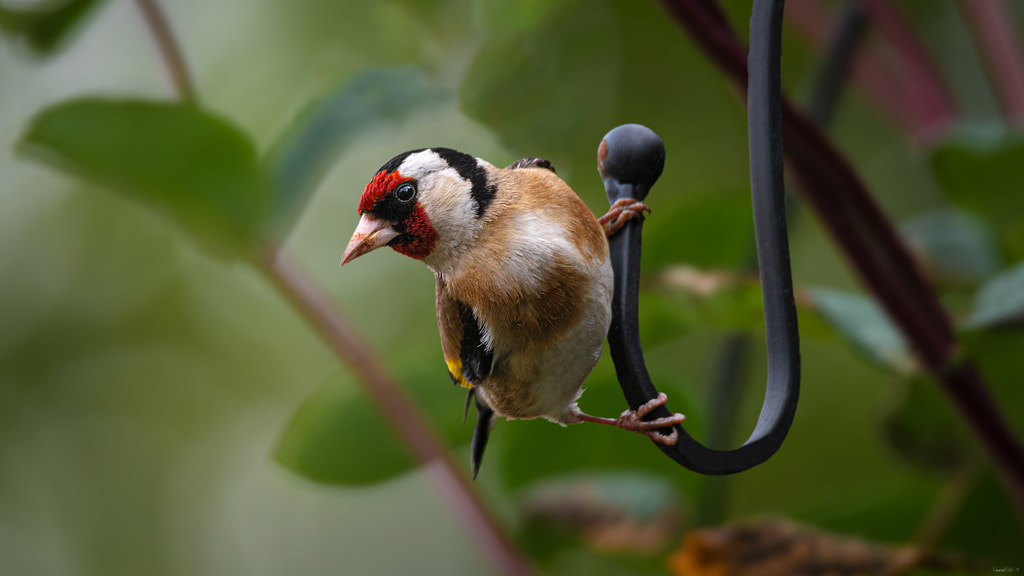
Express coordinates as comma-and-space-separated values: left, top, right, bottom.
132, 0, 197, 103
957, 0, 1024, 127
787, 0, 919, 136
858, 0, 958, 139
788, 0, 958, 141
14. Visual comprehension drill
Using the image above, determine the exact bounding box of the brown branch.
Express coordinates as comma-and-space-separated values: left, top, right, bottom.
258, 248, 533, 576
957, 0, 1024, 127
132, 0, 197, 103
656, 0, 1024, 522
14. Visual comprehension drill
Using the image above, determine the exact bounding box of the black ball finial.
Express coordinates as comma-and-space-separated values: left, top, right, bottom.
598, 124, 665, 203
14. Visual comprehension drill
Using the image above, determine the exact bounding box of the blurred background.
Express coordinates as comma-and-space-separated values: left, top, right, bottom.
1, 0, 1023, 574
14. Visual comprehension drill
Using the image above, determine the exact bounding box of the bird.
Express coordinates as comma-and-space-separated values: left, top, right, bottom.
340, 147, 685, 477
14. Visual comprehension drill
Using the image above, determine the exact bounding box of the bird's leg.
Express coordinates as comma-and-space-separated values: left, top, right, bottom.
599, 198, 651, 237
574, 393, 685, 445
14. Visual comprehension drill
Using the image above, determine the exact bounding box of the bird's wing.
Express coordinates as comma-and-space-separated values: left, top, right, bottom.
506, 157, 556, 173
436, 278, 494, 389
438, 278, 498, 478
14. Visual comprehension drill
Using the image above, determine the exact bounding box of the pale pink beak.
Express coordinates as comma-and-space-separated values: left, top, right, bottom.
340, 214, 400, 266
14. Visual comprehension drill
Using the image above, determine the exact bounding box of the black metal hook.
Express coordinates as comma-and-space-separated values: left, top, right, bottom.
600, 0, 800, 475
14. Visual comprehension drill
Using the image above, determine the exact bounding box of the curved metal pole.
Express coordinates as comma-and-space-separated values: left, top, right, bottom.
599, 0, 799, 475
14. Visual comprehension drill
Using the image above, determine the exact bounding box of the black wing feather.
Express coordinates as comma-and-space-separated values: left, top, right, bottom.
457, 302, 493, 385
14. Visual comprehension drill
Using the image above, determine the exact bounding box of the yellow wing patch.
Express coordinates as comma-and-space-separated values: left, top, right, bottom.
446, 357, 472, 389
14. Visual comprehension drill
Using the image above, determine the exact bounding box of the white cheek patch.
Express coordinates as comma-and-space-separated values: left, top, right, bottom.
420, 172, 478, 246
400, 150, 480, 266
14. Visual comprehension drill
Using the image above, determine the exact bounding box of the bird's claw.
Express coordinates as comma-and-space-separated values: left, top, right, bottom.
618, 393, 685, 445
600, 198, 651, 237
644, 428, 680, 445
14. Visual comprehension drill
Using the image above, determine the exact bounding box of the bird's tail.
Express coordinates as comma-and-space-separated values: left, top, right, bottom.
467, 388, 496, 480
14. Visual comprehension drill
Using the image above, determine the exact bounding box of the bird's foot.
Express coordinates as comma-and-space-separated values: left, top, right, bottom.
574, 393, 685, 445
619, 393, 686, 445
599, 198, 651, 237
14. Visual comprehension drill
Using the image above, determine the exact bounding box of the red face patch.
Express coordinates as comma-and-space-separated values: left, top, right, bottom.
391, 205, 439, 260
359, 170, 410, 214
358, 170, 438, 261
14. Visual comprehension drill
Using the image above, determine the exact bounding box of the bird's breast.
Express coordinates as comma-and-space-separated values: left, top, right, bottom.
474, 259, 613, 423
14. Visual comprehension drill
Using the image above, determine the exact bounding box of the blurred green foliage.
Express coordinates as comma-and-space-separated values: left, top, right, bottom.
963, 259, 1024, 329
900, 208, 1001, 287
881, 376, 974, 474
21, 99, 271, 254
274, 372, 420, 486
805, 287, 913, 374
0, 0, 106, 55
3, 0, 1024, 574
267, 66, 449, 239
932, 131, 1024, 261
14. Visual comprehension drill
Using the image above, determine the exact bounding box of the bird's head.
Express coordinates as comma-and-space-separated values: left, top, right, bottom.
341, 148, 495, 269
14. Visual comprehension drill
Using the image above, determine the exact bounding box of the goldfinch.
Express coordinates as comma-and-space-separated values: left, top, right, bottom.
341, 148, 685, 477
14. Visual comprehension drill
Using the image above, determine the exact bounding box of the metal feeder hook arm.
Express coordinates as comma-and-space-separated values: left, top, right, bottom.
600, 0, 800, 475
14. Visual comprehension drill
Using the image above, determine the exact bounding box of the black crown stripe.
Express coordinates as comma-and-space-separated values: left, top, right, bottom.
433, 148, 497, 219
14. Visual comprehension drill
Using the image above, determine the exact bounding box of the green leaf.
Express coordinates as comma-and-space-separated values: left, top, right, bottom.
478, 0, 574, 32
642, 191, 753, 271
963, 259, 1024, 329
931, 131, 1024, 261
0, 0, 106, 55
18, 98, 271, 255
807, 288, 913, 374
459, 0, 619, 162
899, 209, 1001, 286
273, 373, 418, 486
646, 267, 765, 340
882, 325, 1024, 474
275, 365, 475, 486
880, 376, 973, 473
940, 469, 1024, 562
265, 67, 448, 239
647, 268, 860, 347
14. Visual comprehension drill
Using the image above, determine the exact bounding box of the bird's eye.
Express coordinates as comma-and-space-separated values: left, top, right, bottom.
395, 182, 417, 203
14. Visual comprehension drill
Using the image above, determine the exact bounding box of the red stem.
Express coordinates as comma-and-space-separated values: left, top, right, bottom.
858, 0, 958, 139
787, 0, 958, 141
787, 0, 920, 136
132, 0, 197, 104
957, 0, 1024, 127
